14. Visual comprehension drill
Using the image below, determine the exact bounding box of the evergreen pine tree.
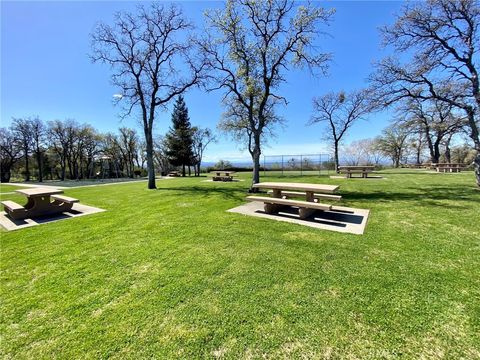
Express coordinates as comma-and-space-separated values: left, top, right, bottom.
165, 95, 194, 176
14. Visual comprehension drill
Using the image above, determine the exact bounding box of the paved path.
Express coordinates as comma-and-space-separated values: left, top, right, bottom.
7, 183, 69, 189
6, 177, 176, 190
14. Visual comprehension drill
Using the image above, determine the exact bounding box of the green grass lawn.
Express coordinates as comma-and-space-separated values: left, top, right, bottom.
0, 183, 27, 193
1, 170, 479, 358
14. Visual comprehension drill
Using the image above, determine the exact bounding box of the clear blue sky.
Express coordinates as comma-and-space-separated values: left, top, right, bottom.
1, 1, 401, 163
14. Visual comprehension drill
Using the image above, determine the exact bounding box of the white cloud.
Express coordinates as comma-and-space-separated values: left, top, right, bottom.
112, 94, 123, 99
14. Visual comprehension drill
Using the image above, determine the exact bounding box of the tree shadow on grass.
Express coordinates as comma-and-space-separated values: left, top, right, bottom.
343, 186, 479, 208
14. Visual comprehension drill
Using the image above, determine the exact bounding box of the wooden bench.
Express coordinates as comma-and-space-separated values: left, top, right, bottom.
212, 176, 233, 182
2, 200, 27, 219
51, 195, 79, 211
338, 169, 373, 178
267, 190, 342, 201
436, 166, 465, 173
246, 196, 331, 219
211, 171, 236, 182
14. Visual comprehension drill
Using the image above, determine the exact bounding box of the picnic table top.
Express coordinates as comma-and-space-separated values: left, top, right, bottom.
338, 165, 375, 169
211, 170, 236, 174
253, 182, 339, 194
15, 188, 64, 197
432, 163, 463, 166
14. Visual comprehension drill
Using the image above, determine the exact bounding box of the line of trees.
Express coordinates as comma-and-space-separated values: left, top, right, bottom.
307, 0, 478, 184
0, 115, 214, 183
340, 133, 476, 169
1, 118, 145, 183
370, 0, 480, 185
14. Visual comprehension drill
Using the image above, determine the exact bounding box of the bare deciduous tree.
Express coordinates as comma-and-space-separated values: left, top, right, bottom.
0, 128, 22, 183
91, 3, 205, 189
396, 98, 466, 163
191, 127, 216, 176
11, 118, 34, 181
29, 117, 46, 182
375, 125, 410, 168
309, 90, 372, 172
370, 0, 480, 184
117, 127, 139, 178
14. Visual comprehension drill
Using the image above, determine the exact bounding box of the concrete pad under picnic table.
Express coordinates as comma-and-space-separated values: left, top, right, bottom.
0, 203, 105, 231
228, 201, 370, 235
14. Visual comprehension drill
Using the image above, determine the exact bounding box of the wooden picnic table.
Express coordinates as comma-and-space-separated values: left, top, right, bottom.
253, 182, 338, 195
431, 163, 466, 173
210, 171, 236, 181
211, 171, 236, 176
247, 182, 340, 219
2, 188, 79, 220
338, 165, 375, 178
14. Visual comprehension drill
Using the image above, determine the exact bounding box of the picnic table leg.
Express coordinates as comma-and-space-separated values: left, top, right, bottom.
264, 189, 284, 214
272, 189, 282, 198
264, 202, 284, 214
23, 195, 72, 218
305, 191, 314, 202
299, 207, 316, 219
299, 191, 316, 219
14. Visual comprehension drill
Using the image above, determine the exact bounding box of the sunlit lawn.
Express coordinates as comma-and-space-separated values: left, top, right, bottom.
1, 169, 479, 358
0, 184, 27, 193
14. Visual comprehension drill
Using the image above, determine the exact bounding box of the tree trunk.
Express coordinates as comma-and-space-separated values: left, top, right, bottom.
188, 165, 191, 177
24, 150, 30, 181
416, 147, 421, 165
60, 160, 66, 181
474, 152, 480, 187
432, 140, 441, 163
1, 171, 11, 183
334, 141, 340, 173
464, 108, 480, 186
0, 163, 12, 182
444, 146, 451, 163
36, 151, 43, 182
251, 150, 261, 190
249, 131, 262, 192
145, 134, 156, 189
182, 164, 186, 177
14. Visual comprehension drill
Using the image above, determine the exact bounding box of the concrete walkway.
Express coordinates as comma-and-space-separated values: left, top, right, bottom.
8, 182, 70, 189
6, 176, 175, 191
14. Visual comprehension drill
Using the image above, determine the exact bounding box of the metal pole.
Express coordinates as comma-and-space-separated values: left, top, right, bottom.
263, 156, 266, 177
300, 155, 303, 176
319, 154, 321, 176
281, 155, 284, 176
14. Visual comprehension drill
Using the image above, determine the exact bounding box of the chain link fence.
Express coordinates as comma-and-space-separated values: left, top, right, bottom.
263, 154, 334, 176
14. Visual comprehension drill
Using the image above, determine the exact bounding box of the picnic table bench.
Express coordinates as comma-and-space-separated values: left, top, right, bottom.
403, 164, 425, 169
432, 163, 465, 173
247, 182, 340, 219
167, 171, 180, 177
2, 188, 79, 220
210, 171, 236, 182
338, 165, 375, 178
